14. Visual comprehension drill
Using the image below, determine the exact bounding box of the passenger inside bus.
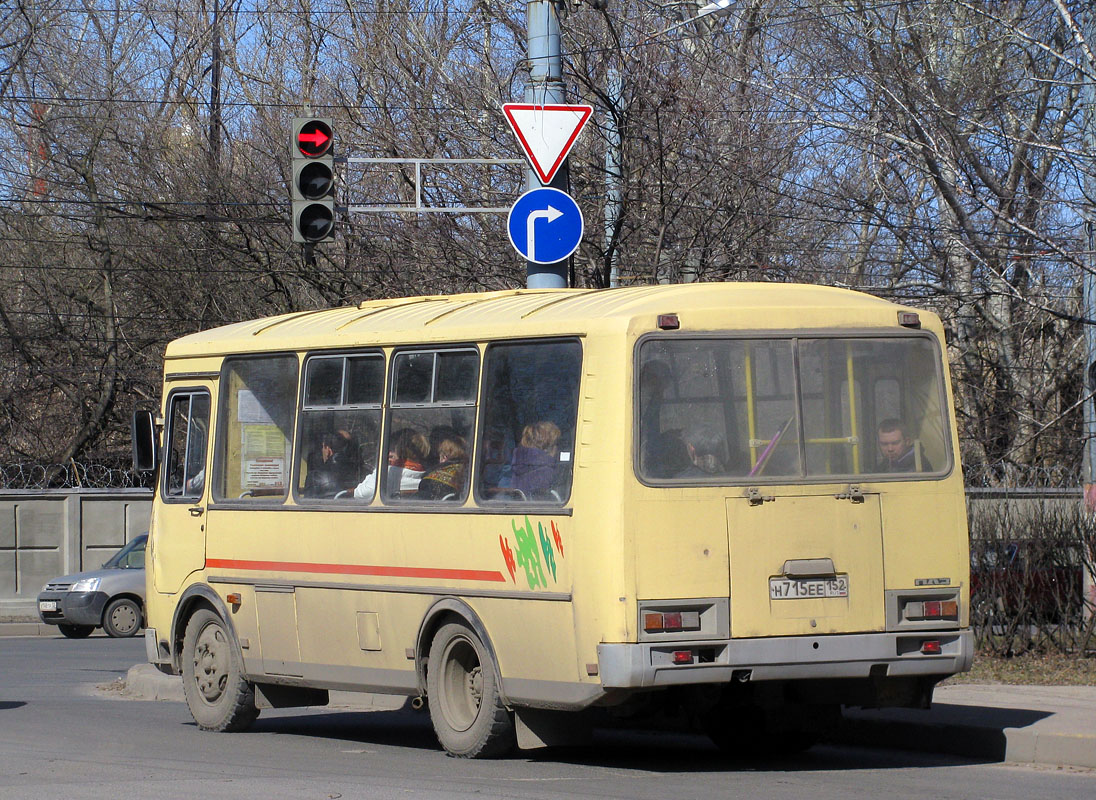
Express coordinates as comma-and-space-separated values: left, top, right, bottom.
353, 428, 429, 499
875, 418, 933, 473
417, 435, 468, 500
509, 421, 563, 498
301, 430, 358, 498
679, 425, 726, 477
644, 429, 690, 478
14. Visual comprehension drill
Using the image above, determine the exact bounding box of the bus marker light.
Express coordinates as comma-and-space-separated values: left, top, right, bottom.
898, 311, 921, 328
657, 314, 680, 330
226, 593, 241, 606
921, 640, 942, 655
672, 650, 693, 665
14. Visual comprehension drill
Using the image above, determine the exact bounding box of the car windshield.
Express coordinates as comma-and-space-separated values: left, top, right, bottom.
103, 535, 148, 569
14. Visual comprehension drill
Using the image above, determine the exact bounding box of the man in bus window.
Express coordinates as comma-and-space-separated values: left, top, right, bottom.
876, 419, 932, 473
304, 430, 358, 497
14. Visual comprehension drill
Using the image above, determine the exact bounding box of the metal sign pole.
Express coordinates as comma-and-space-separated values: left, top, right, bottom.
524, 0, 569, 289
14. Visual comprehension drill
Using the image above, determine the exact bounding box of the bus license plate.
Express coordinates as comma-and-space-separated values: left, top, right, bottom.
38, 600, 58, 612
769, 575, 849, 600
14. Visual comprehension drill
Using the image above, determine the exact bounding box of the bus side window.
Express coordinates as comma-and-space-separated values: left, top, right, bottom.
297, 353, 383, 501
164, 391, 210, 499
213, 356, 298, 502
476, 340, 582, 504
381, 348, 478, 503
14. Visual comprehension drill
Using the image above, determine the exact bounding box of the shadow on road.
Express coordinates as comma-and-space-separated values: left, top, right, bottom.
0, 701, 27, 711
201, 706, 989, 772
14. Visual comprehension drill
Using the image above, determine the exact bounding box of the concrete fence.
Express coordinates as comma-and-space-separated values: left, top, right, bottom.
0, 486, 1091, 622
0, 489, 152, 619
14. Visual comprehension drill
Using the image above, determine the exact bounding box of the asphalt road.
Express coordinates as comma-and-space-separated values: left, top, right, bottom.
0, 635, 1093, 800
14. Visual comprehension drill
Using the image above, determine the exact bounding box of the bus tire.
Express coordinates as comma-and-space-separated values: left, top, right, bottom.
426, 621, 514, 758
181, 608, 259, 732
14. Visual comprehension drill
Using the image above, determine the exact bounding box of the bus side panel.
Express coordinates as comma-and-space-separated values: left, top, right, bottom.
630, 492, 730, 602
203, 507, 600, 702
879, 486, 970, 626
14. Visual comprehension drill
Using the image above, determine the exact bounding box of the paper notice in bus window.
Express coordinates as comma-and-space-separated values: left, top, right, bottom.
244, 457, 285, 488
241, 425, 287, 488
237, 389, 275, 424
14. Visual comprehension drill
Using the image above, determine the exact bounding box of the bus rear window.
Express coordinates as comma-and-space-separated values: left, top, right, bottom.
637, 336, 949, 483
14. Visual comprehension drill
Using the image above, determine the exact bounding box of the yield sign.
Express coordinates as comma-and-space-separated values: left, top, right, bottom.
503, 103, 593, 185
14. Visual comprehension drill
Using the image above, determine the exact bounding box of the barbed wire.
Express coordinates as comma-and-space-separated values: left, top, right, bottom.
0, 462, 153, 490
0, 461, 1086, 493
963, 464, 1083, 491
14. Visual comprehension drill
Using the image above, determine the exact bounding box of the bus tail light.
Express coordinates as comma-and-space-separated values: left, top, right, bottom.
903, 597, 959, 622
672, 650, 693, 665
921, 640, 942, 655
643, 610, 701, 633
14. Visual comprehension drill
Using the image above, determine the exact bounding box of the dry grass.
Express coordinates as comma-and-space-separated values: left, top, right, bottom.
943, 652, 1096, 685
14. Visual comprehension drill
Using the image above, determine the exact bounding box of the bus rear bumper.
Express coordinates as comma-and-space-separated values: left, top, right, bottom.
598, 629, 973, 689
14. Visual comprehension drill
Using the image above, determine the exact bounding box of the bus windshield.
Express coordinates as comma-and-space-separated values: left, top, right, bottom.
637, 335, 949, 482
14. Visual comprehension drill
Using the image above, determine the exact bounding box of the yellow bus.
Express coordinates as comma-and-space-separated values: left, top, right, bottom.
134, 282, 971, 757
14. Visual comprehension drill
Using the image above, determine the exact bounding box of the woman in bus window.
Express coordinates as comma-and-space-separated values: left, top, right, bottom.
353, 428, 430, 499
510, 421, 561, 497
417, 436, 468, 500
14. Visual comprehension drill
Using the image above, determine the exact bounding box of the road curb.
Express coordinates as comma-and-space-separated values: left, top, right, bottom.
123, 663, 185, 702
835, 710, 1096, 769
120, 663, 408, 711
0, 621, 56, 637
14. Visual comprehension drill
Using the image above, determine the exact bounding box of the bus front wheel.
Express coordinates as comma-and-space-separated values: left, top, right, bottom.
181, 608, 259, 732
426, 622, 515, 758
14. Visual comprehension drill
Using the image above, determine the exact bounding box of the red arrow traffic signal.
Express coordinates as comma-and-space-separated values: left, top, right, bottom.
296, 119, 332, 157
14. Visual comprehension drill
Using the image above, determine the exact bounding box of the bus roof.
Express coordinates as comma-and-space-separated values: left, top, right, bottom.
164, 282, 919, 359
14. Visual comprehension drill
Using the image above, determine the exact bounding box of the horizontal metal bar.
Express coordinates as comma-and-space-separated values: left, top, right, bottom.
347, 205, 510, 214
346, 157, 524, 166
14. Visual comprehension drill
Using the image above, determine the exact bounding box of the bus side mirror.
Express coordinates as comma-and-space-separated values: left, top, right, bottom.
131, 410, 159, 472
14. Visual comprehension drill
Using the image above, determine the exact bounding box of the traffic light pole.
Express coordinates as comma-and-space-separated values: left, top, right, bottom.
1082, 11, 1096, 510
524, 0, 569, 289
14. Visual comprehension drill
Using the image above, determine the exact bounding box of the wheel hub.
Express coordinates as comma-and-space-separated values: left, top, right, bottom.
110, 604, 138, 633
193, 624, 229, 704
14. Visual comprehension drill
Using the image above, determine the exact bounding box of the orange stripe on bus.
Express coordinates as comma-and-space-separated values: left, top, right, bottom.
205, 557, 507, 583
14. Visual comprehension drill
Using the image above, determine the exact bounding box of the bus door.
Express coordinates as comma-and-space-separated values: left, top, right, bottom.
152, 384, 213, 594
727, 489, 885, 638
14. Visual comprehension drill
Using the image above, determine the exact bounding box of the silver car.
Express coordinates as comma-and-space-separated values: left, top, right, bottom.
36, 534, 147, 639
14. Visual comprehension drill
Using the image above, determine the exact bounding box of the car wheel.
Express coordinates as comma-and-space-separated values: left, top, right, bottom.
426, 621, 514, 758
181, 608, 259, 732
58, 623, 94, 639
102, 598, 142, 638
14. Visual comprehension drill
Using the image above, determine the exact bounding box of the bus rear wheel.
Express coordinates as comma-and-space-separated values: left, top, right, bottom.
181, 608, 259, 732
426, 622, 514, 758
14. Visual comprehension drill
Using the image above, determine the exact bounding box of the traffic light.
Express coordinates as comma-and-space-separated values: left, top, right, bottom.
291, 117, 335, 243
